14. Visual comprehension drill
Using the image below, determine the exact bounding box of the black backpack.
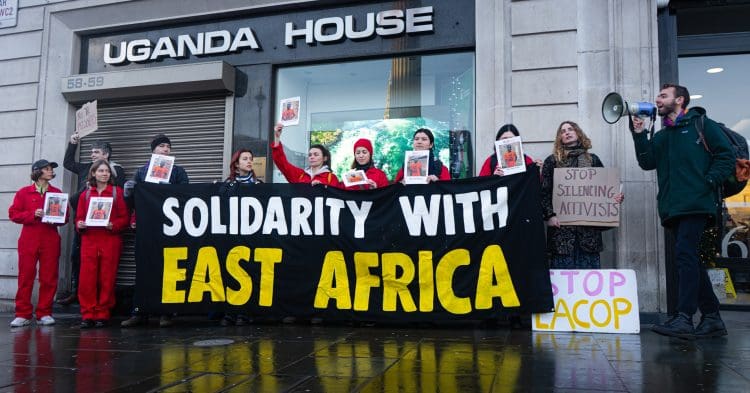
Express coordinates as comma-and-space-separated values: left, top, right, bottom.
694, 107, 749, 197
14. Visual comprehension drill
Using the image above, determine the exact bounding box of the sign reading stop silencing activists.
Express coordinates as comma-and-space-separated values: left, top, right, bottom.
133, 170, 555, 322
75, 100, 98, 138
533, 270, 640, 334
552, 168, 621, 227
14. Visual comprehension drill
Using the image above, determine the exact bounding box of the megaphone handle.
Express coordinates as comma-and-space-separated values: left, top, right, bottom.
628, 114, 635, 132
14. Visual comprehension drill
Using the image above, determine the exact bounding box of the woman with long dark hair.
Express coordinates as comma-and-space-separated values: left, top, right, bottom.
394, 128, 451, 183
479, 124, 538, 176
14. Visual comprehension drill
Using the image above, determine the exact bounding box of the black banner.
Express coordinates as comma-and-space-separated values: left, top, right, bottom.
134, 168, 553, 321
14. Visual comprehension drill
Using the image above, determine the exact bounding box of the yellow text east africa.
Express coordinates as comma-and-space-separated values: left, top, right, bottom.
161, 245, 520, 314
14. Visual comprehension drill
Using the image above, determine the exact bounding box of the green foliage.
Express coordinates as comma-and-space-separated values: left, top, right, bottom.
311, 118, 453, 181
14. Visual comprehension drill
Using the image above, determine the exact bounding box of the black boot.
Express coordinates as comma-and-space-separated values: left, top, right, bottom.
652, 312, 695, 339
694, 312, 727, 338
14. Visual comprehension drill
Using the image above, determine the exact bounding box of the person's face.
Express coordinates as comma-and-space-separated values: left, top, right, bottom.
40, 165, 55, 181
656, 87, 683, 116
94, 163, 111, 184
559, 123, 579, 146
153, 143, 171, 155
412, 132, 433, 151
308, 148, 325, 168
498, 131, 516, 141
237, 152, 254, 174
354, 147, 371, 166
91, 148, 108, 162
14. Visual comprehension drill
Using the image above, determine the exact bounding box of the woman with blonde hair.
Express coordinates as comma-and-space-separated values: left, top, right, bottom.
540, 121, 623, 269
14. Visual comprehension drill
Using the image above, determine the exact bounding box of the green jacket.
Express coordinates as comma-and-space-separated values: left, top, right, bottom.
632, 107, 734, 225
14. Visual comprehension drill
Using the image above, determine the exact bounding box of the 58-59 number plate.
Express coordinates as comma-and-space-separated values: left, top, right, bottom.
64, 76, 105, 90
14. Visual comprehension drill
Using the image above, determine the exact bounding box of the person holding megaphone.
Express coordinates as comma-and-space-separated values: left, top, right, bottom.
631, 83, 734, 340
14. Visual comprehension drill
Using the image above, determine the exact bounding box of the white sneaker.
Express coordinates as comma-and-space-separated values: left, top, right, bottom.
37, 316, 55, 326
10, 317, 30, 327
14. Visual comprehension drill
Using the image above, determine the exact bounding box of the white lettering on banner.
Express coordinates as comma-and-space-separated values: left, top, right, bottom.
398, 188, 508, 236
285, 6, 433, 46
162, 196, 373, 239
104, 27, 260, 65
532, 269, 640, 334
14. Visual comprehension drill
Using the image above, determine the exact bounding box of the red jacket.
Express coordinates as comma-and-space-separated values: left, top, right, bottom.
341, 167, 390, 191
271, 142, 340, 187
9, 184, 67, 237
76, 184, 130, 235
394, 164, 451, 183
478, 154, 535, 176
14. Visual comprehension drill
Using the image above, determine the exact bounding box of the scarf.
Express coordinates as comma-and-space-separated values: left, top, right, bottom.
235, 173, 257, 184
354, 161, 373, 172
662, 108, 688, 127
427, 150, 444, 177
558, 144, 593, 168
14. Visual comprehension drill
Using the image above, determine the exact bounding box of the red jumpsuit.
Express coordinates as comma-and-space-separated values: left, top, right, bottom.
271, 142, 340, 186
76, 185, 129, 321
341, 167, 390, 191
8, 184, 66, 320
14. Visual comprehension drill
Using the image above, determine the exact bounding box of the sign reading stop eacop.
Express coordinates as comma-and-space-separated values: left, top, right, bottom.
532, 269, 640, 334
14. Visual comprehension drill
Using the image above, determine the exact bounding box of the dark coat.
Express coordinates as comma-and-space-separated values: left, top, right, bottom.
632, 108, 734, 225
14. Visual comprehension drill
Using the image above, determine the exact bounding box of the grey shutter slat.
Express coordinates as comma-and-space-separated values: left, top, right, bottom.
78, 95, 226, 286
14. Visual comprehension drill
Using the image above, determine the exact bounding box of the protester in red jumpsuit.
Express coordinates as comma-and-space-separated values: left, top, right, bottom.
8, 160, 67, 327
342, 138, 389, 190
272, 123, 340, 187
75, 160, 129, 328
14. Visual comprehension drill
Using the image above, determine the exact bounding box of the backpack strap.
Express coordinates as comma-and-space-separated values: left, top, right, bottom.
328, 172, 332, 184
695, 115, 712, 153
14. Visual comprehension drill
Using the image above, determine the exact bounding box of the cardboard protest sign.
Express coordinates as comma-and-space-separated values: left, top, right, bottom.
552, 167, 620, 227
75, 100, 98, 138
532, 269, 640, 334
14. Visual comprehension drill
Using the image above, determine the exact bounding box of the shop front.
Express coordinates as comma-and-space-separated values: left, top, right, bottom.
58, 0, 476, 287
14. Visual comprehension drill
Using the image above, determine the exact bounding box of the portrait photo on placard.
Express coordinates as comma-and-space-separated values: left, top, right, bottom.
343, 169, 369, 187
145, 154, 175, 184
404, 150, 430, 184
279, 96, 301, 126
494, 136, 526, 176
85, 197, 113, 227
42, 192, 69, 224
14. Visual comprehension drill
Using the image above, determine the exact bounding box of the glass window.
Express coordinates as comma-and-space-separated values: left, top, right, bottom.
273, 52, 475, 183
680, 53, 750, 306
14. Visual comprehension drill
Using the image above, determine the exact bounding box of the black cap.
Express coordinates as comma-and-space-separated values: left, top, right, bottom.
31, 159, 58, 171
151, 134, 171, 151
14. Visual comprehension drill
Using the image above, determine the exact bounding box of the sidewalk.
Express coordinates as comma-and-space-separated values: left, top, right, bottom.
0, 311, 747, 392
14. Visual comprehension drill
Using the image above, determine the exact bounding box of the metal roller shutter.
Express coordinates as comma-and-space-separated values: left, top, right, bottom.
77, 95, 227, 286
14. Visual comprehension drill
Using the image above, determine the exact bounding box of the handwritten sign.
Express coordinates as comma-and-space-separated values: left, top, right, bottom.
552, 167, 620, 227
75, 100, 98, 138
532, 269, 640, 334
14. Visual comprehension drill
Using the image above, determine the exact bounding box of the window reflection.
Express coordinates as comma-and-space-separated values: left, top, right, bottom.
680, 53, 750, 306
274, 52, 475, 183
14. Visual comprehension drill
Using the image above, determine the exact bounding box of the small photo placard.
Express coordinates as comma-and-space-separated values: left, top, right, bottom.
494, 136, 526, 176
145, 154, 175, 184
42, 192, 68, 224
85, 197, 113, 227
404, 150, 430, 184
279, 96, 301, 126
343, 169, 369, 187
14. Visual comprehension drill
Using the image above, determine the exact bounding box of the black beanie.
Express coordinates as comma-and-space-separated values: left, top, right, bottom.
151, 134, 171, 151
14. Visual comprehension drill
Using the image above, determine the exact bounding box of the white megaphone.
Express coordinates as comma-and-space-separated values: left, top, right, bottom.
601, 92, 657, 124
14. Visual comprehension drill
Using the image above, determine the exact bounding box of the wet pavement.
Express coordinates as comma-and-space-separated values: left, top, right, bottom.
0, 312, 748, 392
